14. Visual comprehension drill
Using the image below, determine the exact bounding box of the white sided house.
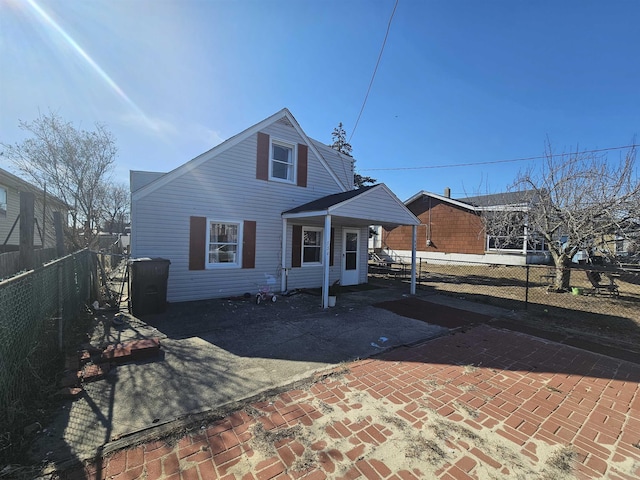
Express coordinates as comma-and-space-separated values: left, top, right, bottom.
130, 109, 420, 308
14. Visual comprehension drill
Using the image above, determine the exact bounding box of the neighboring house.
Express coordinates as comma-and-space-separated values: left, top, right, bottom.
0, 168, 68, 253
593, 231, 638, 263
381, 188, 550, 266
130, 108, 420, 307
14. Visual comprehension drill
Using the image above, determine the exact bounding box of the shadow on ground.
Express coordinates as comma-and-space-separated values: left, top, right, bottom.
31, 278, 640, 477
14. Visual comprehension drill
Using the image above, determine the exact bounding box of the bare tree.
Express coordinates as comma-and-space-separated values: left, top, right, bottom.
1, 110, 118, 248
97, 182, 129, 234
486, 141, 640, 290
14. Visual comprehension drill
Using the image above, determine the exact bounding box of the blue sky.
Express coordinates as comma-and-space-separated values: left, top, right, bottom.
1, 0, 638, 201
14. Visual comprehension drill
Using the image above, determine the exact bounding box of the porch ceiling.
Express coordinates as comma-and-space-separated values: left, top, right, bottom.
283, 213, 403, 228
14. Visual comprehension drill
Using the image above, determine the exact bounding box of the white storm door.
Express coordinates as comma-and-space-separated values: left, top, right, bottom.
341, 229, 360, 286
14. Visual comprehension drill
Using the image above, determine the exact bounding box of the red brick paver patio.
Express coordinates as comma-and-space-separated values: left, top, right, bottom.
71, 325, 640, 479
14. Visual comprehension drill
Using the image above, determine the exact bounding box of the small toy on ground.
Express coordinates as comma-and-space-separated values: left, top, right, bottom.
256, 285, 276, 304
256, 273, 278, 304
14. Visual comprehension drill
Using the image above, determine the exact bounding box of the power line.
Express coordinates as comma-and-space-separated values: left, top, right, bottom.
349, 0, 399, 144
360, 144, 639, 172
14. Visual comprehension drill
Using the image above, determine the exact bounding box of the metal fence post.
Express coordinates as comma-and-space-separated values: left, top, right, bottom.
525, 265, 530, 310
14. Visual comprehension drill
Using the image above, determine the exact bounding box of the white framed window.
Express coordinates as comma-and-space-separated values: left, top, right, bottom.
270, 139, 295, 183
302, 227, 323, 265
0, 186, 6, 218
206, 220, 242, 267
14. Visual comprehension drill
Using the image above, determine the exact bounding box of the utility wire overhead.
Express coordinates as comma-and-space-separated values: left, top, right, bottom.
360, 144, 640, 171
349, 0, 399, 144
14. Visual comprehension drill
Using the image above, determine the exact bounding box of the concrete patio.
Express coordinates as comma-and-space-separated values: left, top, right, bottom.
34, 281, 451, 469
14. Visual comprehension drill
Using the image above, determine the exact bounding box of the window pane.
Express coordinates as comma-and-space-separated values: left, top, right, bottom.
346, 232, 358, 251
302, 228, 322, 264
303, 246, 321, 263
273, 144, 291, 163
208, 222, 239, 265
304, 230, 320, 246
210, 223, 238, 243
209, 244, 237, 263
272, 161, 290, 180
271, 143, 293, 181
345, 252, 357, 270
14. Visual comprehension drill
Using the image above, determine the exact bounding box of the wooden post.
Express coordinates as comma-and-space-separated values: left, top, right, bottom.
19, 191, 35, 271
53, 211, 66, 257
58, 263, 64, 350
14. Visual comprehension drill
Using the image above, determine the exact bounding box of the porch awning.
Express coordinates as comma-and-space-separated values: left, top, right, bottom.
281, 184, 420, 308
282, 184, 420, 227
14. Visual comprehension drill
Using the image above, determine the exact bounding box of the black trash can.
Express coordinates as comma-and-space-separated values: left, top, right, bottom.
129, 258, 170, 316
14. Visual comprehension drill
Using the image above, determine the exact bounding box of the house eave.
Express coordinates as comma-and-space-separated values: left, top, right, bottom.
405, 190, 479, 212
282, 210, 328, 220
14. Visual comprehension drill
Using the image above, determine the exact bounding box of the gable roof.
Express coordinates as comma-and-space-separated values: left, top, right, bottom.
457, 190, 536, 208
0, 168, 69, 208
283, 185, 377, 214
404, 190, 478, 212
132, 108, 350, 201
283, 184, 420, 226
405, 189, 537, 213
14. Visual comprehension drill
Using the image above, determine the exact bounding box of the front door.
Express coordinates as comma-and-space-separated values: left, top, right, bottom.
341, 229, 360, 286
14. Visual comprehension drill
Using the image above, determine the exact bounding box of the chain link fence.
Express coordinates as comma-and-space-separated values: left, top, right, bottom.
0, 249, 97, 465
370, 257, 640, 348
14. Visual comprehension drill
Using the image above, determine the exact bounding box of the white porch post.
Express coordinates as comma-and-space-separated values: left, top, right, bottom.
281, 218, 287, 292
522, 213, 529, 255
410, 224, 417, 295
322, 214, 332, 309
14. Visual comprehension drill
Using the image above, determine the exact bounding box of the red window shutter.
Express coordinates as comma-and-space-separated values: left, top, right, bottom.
330, 227, 335, 266
292, 225, 302, 268
189, 216, 206, 270
242, 220, 256, 269
297, 144, 308, 187
256, 132, 269, 181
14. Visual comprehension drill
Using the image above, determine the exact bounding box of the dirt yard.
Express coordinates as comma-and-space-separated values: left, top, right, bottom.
393, 263, 640, 353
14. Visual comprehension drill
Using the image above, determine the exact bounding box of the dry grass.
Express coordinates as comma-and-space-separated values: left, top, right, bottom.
402, 263, 640, 349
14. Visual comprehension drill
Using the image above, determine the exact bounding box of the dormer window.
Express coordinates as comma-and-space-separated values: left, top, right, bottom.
256, 132, 307, 187
270, 140, 295, 182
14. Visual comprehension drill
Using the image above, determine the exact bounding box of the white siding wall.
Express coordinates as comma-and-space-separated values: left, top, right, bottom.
333, 187, 418, 225
132, 122, 350, 302
284, 225, 369, 288
310, 140, 353, 189
130, 171, 165, 192
284, 222, 342, 289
